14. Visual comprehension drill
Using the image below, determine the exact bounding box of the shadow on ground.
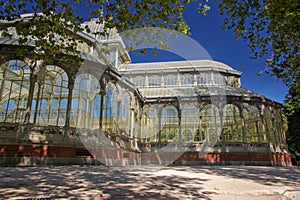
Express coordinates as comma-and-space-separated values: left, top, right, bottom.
0, 165, 299, 199
184, 165, 300, 187
0, 166, 215, 199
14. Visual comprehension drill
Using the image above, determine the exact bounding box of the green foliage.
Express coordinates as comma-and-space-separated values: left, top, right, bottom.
219, 0, 300, 94
283, 85, 300, 156
220, 0, 300, 158
0, 0, 210, 63
0, 0, 85, 63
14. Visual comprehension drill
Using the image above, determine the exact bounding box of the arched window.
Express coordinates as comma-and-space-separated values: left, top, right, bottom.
164, 74, 178, 87
223, 104, 241, 142
161, 105, 178, 142
148, 75, 162, 88
264, 107, 274, 143
180, 74, 194, 86
35, 65, 69, 126
243, 105, 260, 142
197, 73, 211, 85
8, 60, 21, 71
103, 82, 118, 133
181, 104, 199, 142
132, 76, 145, 87
72, 74, 101, 129
141, 105, 159, 142
119, 92, 131, 135
201, 104, 220, 142
213, 73, 225, 85
0, 60, 30, 123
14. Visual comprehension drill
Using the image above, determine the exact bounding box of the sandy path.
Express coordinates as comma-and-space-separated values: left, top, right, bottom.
0, 165, 299, 200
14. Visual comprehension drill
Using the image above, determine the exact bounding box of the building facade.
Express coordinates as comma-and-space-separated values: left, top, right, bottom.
0, 19, 291, 166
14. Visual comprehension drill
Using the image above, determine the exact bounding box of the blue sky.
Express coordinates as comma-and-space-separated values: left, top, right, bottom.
2, 1, 288, 103
74, 1, 288, 103
129, 2, 288, 103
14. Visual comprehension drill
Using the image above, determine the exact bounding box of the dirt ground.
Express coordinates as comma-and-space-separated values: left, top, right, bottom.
0, 165, 299, 200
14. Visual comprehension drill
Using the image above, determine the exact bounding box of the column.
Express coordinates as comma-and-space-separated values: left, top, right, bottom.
130, 109, 135, 138
161, 73, 164, 87
25, 74, 37, 124
33, 83, 41, 124
199, 113, 202, 141
158, 106, 162, 147
99, 91, 105, 129
55, 89, 62, 126
145, 75, 149, 88
178, 109, 182, 142
85, 76, 91, 128
219, 110, 224, 144
4, 81, 13, 123
198, 104, 203, 141
117, 101, 121, 129
65, 82, 74, 128
114, 48, 118, 68
259, 105, 267, 142
218, 102, 225, 151
255, 121, 261, 142
0, 67, 7, 103
240, 107, 246, 143
210, 72, 214, 85
21, 97, 26, 122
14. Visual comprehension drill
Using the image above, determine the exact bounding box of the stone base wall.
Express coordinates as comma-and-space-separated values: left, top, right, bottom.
0, 126, 291, 166
174, 152, 291, 166
0, 144, 291, 167
0, 144, 102, 166
0, 156, 101, 166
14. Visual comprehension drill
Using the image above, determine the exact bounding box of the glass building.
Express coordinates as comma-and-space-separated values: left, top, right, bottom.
0, 19, 291, 166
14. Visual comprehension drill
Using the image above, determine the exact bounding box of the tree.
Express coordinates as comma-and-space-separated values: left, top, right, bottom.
1, 0, 298, 90
218, 1, 300, 162
0, 0, 210, 62
219, 0, 300, 95
283, 84, 300, 161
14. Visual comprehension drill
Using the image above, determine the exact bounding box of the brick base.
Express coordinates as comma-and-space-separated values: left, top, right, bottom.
0, 144, 292, 166
174, 152, 291, 166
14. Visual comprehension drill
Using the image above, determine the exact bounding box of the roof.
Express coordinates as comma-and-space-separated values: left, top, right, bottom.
119, 60, 236, 71
139, 85, 266, 100
0, 37, 101, 63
